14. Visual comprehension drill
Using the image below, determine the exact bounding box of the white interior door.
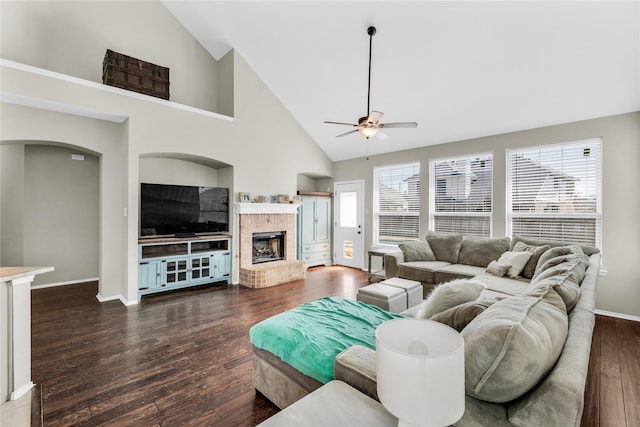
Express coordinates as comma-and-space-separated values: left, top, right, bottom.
333, 180, 365, 269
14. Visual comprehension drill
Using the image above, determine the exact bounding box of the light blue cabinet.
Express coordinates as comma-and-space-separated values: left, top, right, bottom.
298, 194, 332, 268
138, 260, 161, 290
138, 236, 231, 299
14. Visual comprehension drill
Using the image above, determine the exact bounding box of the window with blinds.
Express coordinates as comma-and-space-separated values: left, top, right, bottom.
429, 154, 493, 237
507, 138, 602, 247
374, 163, 420, 245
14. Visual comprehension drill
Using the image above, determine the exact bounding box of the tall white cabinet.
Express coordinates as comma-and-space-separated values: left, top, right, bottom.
297, 192, 332, 268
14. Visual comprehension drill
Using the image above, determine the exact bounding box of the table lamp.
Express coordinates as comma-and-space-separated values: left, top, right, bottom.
376, 318, 465, 427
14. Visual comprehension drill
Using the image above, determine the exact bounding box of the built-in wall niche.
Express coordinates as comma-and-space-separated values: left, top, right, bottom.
296, 173, 333, 194
139, 155, 233, 188
138, 155, 234, 235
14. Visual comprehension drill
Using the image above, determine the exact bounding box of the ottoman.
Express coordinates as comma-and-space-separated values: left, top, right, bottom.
357, 283, 406, 313
380, 277, 422, 309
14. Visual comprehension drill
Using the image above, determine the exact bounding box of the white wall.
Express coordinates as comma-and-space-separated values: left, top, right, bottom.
0, 1, 333, 303
333, 112, 640, 318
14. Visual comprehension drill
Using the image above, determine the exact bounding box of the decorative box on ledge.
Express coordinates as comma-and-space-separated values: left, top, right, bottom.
102, 49, 170, 100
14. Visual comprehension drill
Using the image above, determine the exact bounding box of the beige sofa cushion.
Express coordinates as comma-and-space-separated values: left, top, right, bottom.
458, 236, 511, 267
473, 274, 530, 296
462, 286, 568, 403
511, 234, 600, 256
430, 297, 499, 332
433, 264, 487, 284
528, 246, 590, 312
397, 261, 451, 285
398, 239, 436, 261
426, 231, 464, 263
416, 278, 485, 319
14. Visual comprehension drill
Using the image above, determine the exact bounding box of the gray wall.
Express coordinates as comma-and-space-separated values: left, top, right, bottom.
0, 0, 219, 112
24, 146, 99, 285
0, 145, 25, 266
1, 145, 100, 286
333, 112, 640, 318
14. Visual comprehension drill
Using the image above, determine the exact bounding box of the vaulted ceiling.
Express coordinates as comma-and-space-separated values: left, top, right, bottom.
163, 1, 640, 161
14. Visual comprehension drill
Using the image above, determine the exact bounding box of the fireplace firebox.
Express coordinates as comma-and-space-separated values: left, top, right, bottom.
253, 231, 285, 264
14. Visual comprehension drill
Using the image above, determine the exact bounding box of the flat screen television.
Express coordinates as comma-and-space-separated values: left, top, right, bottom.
140, 183, 229, 237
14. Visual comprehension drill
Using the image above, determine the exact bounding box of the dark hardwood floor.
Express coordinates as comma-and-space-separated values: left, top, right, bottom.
31, 266, 639, 426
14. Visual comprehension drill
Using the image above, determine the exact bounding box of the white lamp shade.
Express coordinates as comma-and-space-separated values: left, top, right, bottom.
376, 318, 465, 427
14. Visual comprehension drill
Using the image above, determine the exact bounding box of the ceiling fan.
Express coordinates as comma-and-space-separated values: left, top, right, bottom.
324, 26, 418, 140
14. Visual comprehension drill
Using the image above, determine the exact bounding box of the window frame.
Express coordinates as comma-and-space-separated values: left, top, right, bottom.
429, 153, 493, 237
506, 138, 602, 248
373, 162, 421, 246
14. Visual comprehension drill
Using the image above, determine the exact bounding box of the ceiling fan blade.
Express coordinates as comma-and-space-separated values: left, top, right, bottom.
324, 121, 358, 126
336, 129, 359, 138
379, 122, 418, 129
367, 111, 384, 124
376, 130, 389, 140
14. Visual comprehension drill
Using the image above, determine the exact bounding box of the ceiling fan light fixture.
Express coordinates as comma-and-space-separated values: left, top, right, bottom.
323, 26, 418, 141
359, 127, 378, 139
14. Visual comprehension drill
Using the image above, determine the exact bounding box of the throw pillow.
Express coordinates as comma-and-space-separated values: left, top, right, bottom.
430, 297, 500, 332
462, 286, 568, 403
529, 248, 589, 312
485, 260, 509, 277
511, 234, 600, 256
532, 245, 588, 281
425, 232, 464, 263
496, 250, 533, 278
417, 278, 485, 319
398, 239, 436, 262
512, 241, 550, 279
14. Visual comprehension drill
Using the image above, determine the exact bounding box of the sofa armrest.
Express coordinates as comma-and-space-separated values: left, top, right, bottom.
384, 252, 405, 278
334, 345, 378, 401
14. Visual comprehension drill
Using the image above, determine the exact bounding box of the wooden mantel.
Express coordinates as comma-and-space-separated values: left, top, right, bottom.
1, 266, 54, 403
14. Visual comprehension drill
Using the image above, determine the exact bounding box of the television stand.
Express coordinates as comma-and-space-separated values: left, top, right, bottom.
137, 235, 231, 300
174, 233, 197, 238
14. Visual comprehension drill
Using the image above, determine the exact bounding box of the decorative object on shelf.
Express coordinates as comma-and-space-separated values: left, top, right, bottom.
323, 26, 417, 140
102, 49, 170, 100
254, 195, 267, 203
376, 318, 465, 427
239, 192, 251, 202
278, 194, 289, 204
270, 195, 278, 203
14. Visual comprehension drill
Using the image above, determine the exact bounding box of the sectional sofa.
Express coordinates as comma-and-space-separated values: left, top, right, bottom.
335, 233, 601, 426
251, 233, 601, 426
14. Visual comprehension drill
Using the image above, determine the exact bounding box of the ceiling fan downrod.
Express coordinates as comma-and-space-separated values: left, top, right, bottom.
366, 26, 376, 117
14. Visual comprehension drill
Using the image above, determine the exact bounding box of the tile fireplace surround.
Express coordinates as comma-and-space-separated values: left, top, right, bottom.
234, 203, 306, 288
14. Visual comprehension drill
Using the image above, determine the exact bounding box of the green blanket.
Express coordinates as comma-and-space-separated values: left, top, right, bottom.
249, 297, 403, 383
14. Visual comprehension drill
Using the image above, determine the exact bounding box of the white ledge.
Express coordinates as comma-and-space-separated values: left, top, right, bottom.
234, 203, 300, 215
1, 58, 234, 122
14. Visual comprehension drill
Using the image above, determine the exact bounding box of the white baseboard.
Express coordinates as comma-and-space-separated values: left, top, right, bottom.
30, 277, 98, 289
95, 293, 138, 306
10, 381, 34, 401
595, 309, 640, 322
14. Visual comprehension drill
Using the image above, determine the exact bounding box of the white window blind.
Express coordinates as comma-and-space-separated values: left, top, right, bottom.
430, 154, 493, 237
374, 163, 420, 244
507, 139, 602, 247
